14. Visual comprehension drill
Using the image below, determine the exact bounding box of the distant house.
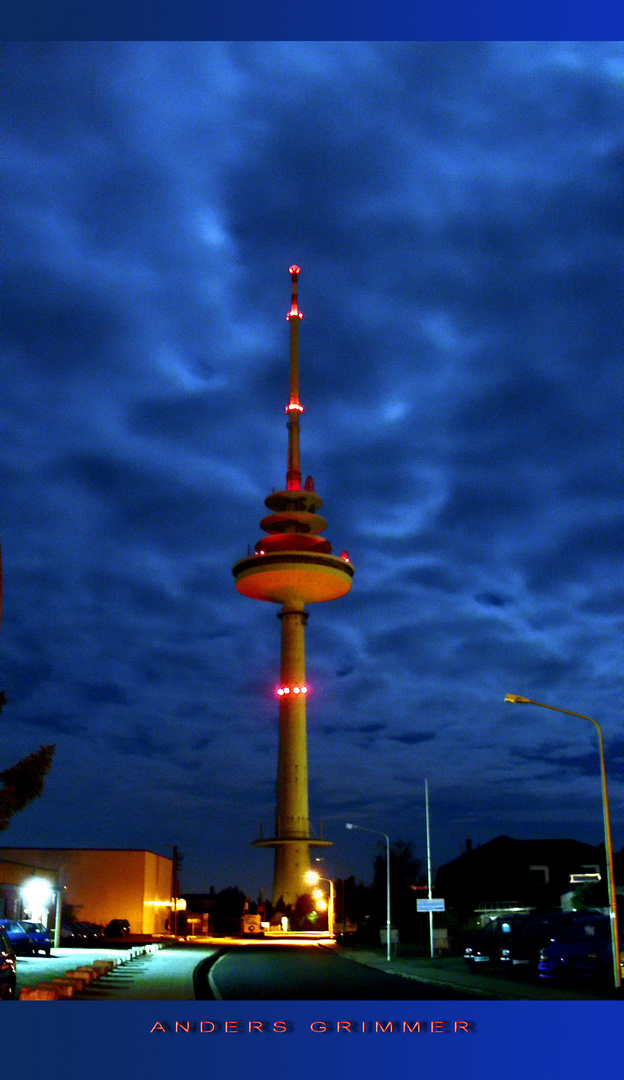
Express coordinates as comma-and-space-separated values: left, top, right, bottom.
434, 835, 610, 920
0, 847, 173, 935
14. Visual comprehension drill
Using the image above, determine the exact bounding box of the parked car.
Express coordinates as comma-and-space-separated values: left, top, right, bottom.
75, 921, 104, 942
105, 919, 130, 937
463, 914, 528, 968
0, 919, 33, 956
0, 927, 17, 1000
60, 920, 86, 945
19, 920, 52, 956
538, 914, 617, 981
499, 910, 578, 969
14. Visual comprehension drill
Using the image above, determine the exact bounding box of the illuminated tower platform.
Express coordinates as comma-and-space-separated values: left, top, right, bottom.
233, 266, 354, 907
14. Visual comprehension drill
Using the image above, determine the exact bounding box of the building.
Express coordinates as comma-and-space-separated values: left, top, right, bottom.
232, 267, 354, 907
435, 835, 611, 921
0, 847, 173, 934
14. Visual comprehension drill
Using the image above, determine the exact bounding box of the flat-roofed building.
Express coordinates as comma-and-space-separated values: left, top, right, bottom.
0, 847, 173, 935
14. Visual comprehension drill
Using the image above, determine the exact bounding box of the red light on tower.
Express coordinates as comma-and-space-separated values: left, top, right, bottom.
286, 264, 304, 321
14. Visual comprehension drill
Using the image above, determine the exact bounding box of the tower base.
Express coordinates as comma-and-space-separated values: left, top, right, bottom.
253, 835, 332, 908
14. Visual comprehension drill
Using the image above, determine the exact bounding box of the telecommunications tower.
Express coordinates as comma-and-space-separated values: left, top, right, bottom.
233, 266, 354, 907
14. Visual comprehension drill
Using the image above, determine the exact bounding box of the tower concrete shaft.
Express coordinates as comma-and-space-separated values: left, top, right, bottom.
273, 603, 311, 904
233, 266, 352, 909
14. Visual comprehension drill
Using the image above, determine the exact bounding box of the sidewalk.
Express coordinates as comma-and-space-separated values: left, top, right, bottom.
336, 947, 602, 1000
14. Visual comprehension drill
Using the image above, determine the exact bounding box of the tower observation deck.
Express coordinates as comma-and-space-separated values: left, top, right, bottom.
232, 266, 354, 908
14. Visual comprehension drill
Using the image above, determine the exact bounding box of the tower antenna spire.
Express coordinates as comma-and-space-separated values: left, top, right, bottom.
285, 265, 304, 490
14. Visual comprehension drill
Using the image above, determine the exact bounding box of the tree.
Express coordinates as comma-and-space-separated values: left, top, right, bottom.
570, 880, 609, 911
335, 875, 373, 931
210, 887, 247, 935
1, 551, 56, 831
373, 839, 423, 943
293, 891, 320, 930
0, 739, 56, 832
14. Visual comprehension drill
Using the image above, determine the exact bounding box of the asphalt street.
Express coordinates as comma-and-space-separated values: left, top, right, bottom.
13, 942, 614, 1001
201, 945, 480, 1000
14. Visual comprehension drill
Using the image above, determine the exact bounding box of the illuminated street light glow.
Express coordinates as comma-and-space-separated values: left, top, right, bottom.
304, 869, 334, 937
21, 876, 54, 926
21, 877, 53, 909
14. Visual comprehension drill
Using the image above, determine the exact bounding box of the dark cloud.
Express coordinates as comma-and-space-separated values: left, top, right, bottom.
388, 732, 436, 746
1, 41, 621, 893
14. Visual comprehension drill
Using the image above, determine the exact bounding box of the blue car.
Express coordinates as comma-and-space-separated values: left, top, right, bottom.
0, 919, 33, 956
19, 920, 52, 956
538, 914, 615, 981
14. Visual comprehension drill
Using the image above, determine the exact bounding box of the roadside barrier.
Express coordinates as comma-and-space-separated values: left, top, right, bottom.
18, 942, 163, 999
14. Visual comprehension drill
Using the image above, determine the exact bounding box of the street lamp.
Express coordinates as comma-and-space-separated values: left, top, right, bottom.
21, 876, 53, 921
346, 822, 392, 962
305, 870, 334, 938
505, 693, 621, 990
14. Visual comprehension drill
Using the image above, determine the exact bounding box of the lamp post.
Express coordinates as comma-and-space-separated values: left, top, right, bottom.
346, 822, 392, 962
505, 693, 621, 990
425, 779, 434, 959
305, 870, 334, 938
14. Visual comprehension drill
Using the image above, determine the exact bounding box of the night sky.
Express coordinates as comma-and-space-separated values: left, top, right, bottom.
2, 41, 622, 897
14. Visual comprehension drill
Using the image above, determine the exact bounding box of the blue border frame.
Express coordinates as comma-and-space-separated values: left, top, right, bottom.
2, 8, 621, 1079
3, 998, 622, 1077
3, 0, 622, 41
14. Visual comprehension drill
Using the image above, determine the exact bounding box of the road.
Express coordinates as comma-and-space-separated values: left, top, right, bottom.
200, 944, 480, 1000
14, 941, 613, 1000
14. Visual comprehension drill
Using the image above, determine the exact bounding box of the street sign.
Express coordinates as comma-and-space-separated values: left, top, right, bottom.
417, 898, 445, 912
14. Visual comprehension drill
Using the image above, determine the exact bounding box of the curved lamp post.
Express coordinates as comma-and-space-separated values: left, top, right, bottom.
505, 693, 621, 990
346, 822, 392, 962
305, 870, 334, 938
